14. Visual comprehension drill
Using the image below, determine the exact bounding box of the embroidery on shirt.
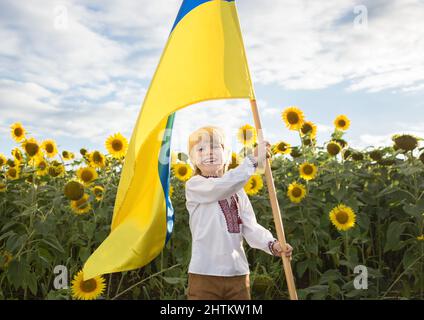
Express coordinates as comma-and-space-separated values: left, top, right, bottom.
218, 194, 243, 233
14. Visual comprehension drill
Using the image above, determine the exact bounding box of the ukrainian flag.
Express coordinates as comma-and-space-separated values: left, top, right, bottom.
83, 0, 255, 280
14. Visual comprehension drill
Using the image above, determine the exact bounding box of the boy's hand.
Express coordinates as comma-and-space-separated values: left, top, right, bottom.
253, 140, 272, 164
272, 242, 293, 259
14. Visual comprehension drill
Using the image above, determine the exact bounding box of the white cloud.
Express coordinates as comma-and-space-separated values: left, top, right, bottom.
237, 0, 424, 92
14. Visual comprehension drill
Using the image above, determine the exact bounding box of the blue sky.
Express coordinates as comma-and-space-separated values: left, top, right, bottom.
1, 0, 424, 159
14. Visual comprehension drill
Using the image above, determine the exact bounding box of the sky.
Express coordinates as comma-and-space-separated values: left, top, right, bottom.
1, 0, 424, 158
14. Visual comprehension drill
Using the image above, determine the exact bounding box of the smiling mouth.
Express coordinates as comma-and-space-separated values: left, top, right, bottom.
202, 158, 217, 164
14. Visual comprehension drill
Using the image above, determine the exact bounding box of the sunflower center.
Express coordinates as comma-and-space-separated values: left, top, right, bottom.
14, 128, 23, 136
94, 188, 103, 196
112, 140, 123, 151
80, 279, 97, 293
46, 144, 54, 153
251, 179, 257, 189
338, 120, 346, 127
243, 129, 253, 142
335, 211, 349, 224
38, 161, 47, 170
64, 181, 84, 200
93, 152, 102, 163
178, 167, 187, 176
327, 143, 341, 156
8, 168, 17, 178
81, 170, 94, 182
287, 112, 299, 124
25, 142, 39, 156
292, 187, 302, 197
301, 123, 312, 134
303, 165, 313, 175
278, 143, 287, 151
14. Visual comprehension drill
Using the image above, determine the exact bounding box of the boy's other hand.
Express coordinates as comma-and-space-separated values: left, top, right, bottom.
272, 242, 293, 259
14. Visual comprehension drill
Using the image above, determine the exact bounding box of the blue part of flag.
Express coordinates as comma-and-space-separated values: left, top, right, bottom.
170, 0, 235, 33
158, 113, 176, 244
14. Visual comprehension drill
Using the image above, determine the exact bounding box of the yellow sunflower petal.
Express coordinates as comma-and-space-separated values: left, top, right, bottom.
71, 270, 106, 300
105, 133, 128, 159
10, 122, 26, 142
299, 162, 318, 181
172, 163, 193, 182
244, 175, 263, 196
287, 182, 307, 203
329, 204, 356, 231
281, 106, 305, 131
237, 124, 257, 146
334, 115, 350, 131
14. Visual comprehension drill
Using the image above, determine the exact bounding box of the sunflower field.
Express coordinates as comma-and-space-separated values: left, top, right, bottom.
1, 107, 424, 300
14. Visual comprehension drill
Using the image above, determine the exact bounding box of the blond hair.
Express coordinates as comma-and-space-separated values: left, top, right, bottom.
188, 126, 231, 176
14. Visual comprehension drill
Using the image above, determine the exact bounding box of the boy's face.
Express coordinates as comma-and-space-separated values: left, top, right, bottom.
192, 136, 225, 174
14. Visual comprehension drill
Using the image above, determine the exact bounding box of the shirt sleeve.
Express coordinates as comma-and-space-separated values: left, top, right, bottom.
238, 189, 277, 256
185, 156, 258, 204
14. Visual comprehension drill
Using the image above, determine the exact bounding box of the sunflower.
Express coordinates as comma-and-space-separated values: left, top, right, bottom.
10, 122, 26, 142
326, 141, 342, 156
34, 157, 49, 176
21, 137, 42, 158
281, 106, 305, 131
300, 120, 317, 139
351, 152, 364, 161
92, 185, 104, 201
48, 163, 65, 178
6, 158, 19, 168
80, 148, 88, 157
62, 150, 75, 161
237, 124, 257, 146
70, 193, 91, 215
71, 270, 106, 300
172, 163, 192, 182
88, 151, 106, 168
105, 133, 128, 159
6, 167, 20, 180
369, 150, 383, 162
290, 147, 302, 158
342, 149, 352, 160
333, 138, 348, 149
1, 251, 13, 269
39, 139, 58, 158
76, 166, 98, 185
11, 147, 24, 163
299, 162, 318, 181
0, 154, 7, 168
244, 175, 263, 196
329, 204, 356, 231
272, 141, 291, 155
417, 235, 424, 241
392, 134, 418, 152
169, 184, 174, 198
334, 115, 350, 131
64, 180, 85, 201
287, 182, 307, 203
228, 152, 240, 170
0, 182, 6, 193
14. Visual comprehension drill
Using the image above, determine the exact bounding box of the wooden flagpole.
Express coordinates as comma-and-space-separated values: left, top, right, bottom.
250, 99, 298, 300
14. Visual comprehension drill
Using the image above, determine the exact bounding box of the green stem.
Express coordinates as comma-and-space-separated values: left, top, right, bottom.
381, 253, 424, 299
111, 264, 180, 300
